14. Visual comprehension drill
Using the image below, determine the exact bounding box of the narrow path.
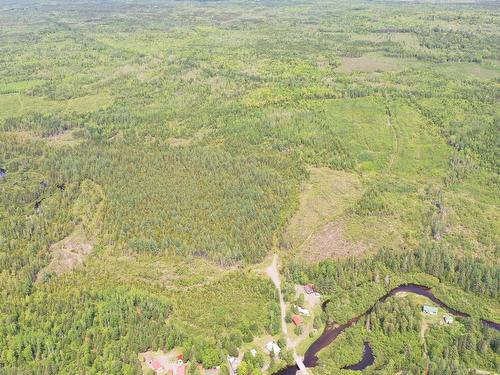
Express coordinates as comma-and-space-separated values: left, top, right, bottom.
383, 99, 400, 176
266, 254, 288, 339
266, 254, 309, 374
17, 92, 24, 114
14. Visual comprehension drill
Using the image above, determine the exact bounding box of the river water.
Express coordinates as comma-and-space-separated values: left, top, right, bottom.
274, 284, 499, 374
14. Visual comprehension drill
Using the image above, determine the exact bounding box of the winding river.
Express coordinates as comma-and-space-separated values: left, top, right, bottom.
275, 284, 499, 375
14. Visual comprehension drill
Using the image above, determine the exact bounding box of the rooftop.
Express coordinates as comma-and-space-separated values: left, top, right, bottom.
292, 315, 303, 325
423, 305, 438, 314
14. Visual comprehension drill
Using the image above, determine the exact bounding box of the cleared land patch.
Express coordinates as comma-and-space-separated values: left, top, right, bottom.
284, 167, 365, 261
3, 128, 84, 147
37, 180, 104, 281
337, 55, 403, 73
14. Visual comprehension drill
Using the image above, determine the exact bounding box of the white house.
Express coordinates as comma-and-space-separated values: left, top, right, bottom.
297, 306, 310, 316
423, 305, 438, 315
443, 315, 454, 324
266, 341, 281, 355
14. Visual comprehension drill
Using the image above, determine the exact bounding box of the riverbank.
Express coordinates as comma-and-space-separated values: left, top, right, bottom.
275, 284, 500, 375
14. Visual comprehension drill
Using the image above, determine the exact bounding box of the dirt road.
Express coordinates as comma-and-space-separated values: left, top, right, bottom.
266, 254, 308, 373
266, 254, 289, 340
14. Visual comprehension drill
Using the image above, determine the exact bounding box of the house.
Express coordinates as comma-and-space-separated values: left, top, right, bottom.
151, 360, 164, 373
423, 305, 438, 315
443, 315, 454, 324
292, 315, 303, 326
297, 306, 310, 316
304, 284, 315, 294
250, 349, 257, 357
177, 365, 185, 375
266, 341, 281, 355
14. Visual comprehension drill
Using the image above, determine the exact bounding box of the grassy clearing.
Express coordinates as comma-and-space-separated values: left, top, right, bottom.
337, 55, 404, 73
0, 92, 113, 119
434, 62, 500, 81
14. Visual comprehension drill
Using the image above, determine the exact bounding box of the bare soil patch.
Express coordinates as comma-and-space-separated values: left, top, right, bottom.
284, 167, 368, 261
37, 180, 104, 281
37, 231, 93, 281
301, 222, 369, 261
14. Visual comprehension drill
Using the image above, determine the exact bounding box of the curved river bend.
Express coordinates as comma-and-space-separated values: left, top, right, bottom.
275, 284, 499, 375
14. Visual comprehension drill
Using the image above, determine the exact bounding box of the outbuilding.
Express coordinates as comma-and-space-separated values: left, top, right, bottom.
292, 315, 303, 326
297, 306, 310, 316
423, 305, 438, 315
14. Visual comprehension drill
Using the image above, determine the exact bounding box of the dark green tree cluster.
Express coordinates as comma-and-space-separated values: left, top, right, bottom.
286, 244, 499, 300
368, 298, 421, 335
1, 112, 83, 137
0, 287, 178, 374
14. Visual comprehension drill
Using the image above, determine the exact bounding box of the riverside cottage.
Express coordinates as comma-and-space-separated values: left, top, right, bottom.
423, 305, 438, 315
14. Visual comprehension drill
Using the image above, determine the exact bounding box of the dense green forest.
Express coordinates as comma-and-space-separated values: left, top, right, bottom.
0, 0, 498, 374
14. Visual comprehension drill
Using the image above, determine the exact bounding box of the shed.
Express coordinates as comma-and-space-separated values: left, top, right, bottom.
443, 315, 454, 324
297, 307, 310, 316
423, 305, 438, 315
292, 315, 303, 326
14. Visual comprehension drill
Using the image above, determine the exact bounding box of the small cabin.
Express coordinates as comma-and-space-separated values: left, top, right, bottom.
443, 315, 454, 324
423, 305, 438, 315
292, 315, 303, 326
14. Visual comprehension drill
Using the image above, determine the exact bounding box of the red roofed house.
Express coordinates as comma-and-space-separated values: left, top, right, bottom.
292, 315, 303, 326
151, 360, 163, 372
